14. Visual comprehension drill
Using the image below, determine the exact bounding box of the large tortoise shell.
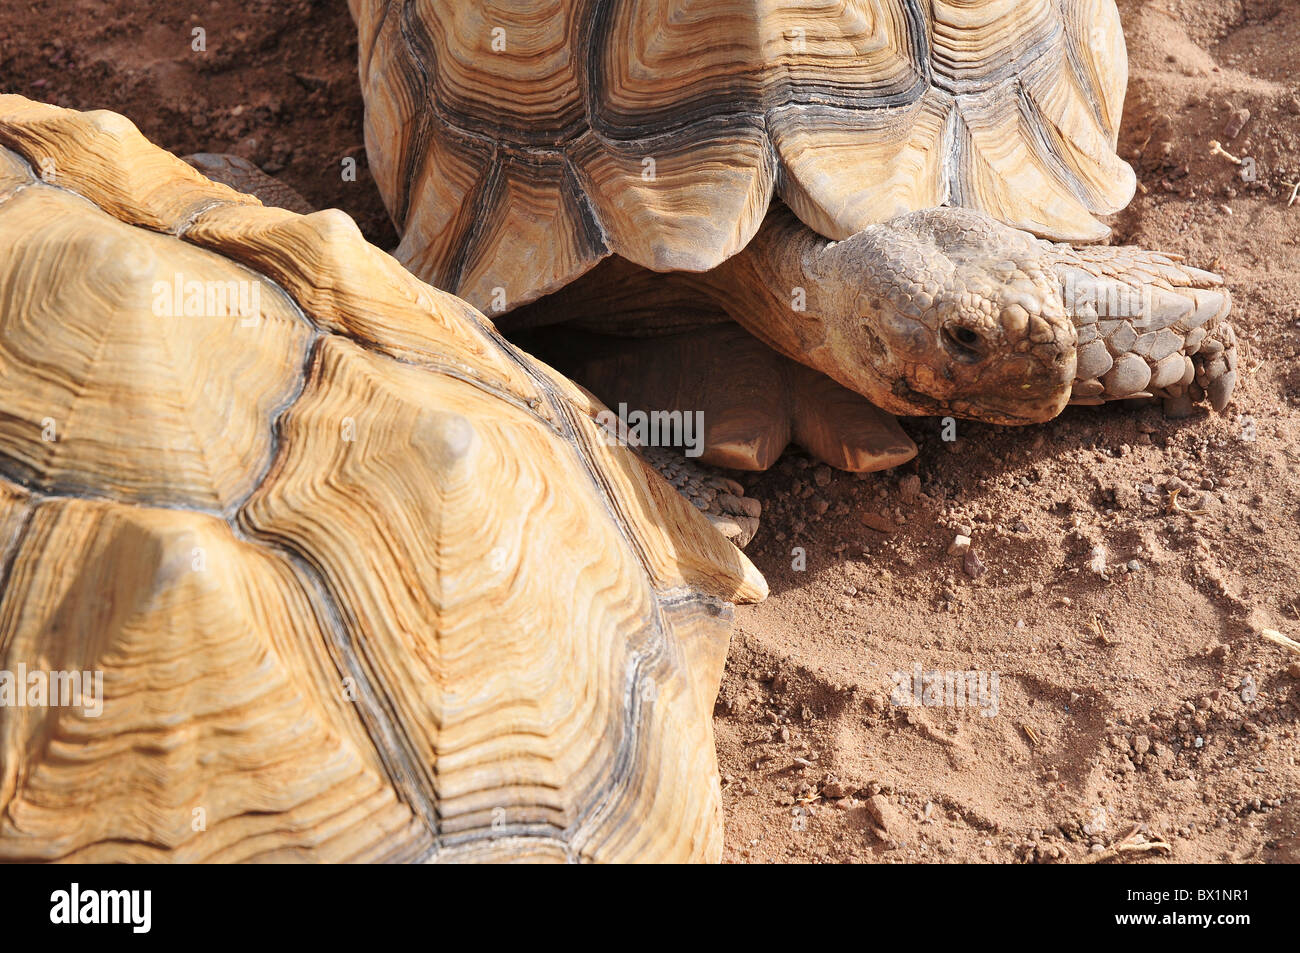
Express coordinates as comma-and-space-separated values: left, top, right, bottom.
0, 95, 764, 862
352, 0, 1134, 314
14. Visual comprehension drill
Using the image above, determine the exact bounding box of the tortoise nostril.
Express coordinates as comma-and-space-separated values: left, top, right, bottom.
942, 323, 984, 363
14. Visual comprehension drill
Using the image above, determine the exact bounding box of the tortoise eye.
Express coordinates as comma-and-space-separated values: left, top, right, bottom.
943, 324, 983, 362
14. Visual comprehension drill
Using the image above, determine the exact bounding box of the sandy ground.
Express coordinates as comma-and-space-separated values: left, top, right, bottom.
2, 0, 1296, 863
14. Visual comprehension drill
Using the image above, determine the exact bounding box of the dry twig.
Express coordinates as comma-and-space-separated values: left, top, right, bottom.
1077, 826, 1172, 864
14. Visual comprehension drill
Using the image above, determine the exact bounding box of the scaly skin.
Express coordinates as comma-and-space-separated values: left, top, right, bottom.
712, 206, 1236, 424
183, 153, 315, 215
1051, 240, 1236, 415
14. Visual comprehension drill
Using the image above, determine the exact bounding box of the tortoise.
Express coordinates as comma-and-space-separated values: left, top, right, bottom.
324, 0, 1239, 499
0, 94, 767, 862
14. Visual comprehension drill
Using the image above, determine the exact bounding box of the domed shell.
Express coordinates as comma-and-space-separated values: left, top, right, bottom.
0, 95, 765, 862
351, 0, 1135, 315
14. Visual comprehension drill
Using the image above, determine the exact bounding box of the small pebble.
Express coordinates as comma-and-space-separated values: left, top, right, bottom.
821, 780, 851, 799
1223, 107, 1251, 139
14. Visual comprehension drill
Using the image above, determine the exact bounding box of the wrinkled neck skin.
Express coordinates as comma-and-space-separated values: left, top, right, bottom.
707, 208, 907, 410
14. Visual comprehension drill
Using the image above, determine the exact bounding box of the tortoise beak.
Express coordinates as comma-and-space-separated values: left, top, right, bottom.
963, 347, 1077, 424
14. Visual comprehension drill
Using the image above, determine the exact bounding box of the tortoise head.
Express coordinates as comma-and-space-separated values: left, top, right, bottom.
813, 207, 1077, 425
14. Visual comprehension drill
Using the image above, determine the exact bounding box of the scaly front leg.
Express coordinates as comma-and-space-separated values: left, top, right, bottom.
1052, 244, 1236, 414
